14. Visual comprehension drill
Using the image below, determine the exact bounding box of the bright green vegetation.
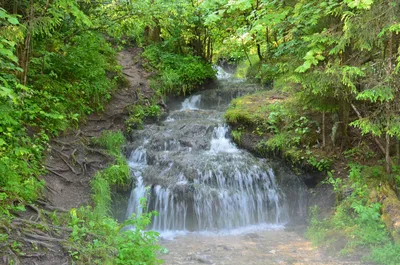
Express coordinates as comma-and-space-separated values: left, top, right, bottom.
125, 96, 163, 132
1, 0, 217, 263
307, 164, 400, 264
0, 4, 121, 219
69, 130, 160, 264
218, 0, 400, 262
225, 91, 333, 171
2, 0, 400, 263
143, 45, 216, 95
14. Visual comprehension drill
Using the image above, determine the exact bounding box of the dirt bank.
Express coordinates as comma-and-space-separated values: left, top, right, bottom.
7, 47, 152, 265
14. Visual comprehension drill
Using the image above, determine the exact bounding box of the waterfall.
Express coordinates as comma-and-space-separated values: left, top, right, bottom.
124, 69, 307, 235
125, 124, 289, 231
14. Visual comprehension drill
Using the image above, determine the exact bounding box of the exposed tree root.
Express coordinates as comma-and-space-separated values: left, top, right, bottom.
45, 168, 73, 183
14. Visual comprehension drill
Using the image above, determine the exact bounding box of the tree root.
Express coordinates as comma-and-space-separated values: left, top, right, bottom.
45, 168, 73, 183
23, 232, 65, 243
27, 204, 42, 222
84, 147, 111, 157
12, 218, 72, 232
6, 247, 20, 265
36, 200, 68, 212
56, 152, 81, 175
23, 238, 56, 252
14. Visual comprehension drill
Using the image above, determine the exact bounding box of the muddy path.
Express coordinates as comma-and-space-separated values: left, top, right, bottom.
8, 47, 152, 265
159, 228, 361, 265
42, 47, 152, 210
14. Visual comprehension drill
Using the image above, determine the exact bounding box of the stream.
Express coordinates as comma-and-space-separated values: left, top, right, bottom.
123, 68, 354, 264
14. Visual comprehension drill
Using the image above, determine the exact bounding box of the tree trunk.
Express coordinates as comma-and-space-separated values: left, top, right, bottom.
257, 43, 263, 61
322, 111, 326, 149
386, 132, 391, 174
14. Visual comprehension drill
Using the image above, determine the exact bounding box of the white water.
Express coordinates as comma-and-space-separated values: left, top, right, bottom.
209, 125, 239, 154
125, 66, 306, 239
180, 94, 201, 111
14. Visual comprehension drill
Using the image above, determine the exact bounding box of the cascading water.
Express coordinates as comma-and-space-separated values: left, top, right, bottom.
125, 66, 307, 235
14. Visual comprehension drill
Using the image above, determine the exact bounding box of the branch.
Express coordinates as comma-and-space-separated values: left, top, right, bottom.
351, 103, 393, 165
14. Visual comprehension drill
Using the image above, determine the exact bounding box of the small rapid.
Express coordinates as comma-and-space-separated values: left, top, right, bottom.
124, 67, 307, 236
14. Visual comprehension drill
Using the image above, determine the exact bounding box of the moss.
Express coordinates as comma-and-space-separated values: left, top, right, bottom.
225, 91, 333, 172
381, 184, 400, 243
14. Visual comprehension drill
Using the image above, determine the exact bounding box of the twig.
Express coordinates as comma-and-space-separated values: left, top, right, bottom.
123, 72, 136, 78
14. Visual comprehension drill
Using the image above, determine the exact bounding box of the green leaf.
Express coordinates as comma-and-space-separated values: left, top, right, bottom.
7, 16, 19, 25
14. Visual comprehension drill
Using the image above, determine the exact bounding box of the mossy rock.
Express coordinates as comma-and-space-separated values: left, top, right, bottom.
380, 184, 400, 243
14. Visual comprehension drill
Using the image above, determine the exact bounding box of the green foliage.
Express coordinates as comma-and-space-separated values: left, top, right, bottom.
231, 129, 243, 143
67, 205, 161, 265
307, 164, 393, 259
93, 131, 126, 157
370, 243, 400, 265
143, 45, 215, 95
126, 102, 162, 132
71, 130, 159, 264
92, 130, 130, 188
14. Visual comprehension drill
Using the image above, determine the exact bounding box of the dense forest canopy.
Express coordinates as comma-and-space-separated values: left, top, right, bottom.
1, 0, 400, 264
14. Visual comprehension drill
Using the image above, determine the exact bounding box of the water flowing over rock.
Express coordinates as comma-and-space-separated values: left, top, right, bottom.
125, 67, 308, 233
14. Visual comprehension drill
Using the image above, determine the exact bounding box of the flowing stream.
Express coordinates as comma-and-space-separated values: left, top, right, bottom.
124, 67, 308, 237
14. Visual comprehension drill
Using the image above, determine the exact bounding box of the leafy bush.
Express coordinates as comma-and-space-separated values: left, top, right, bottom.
143, 45, 215, 95
307, 164, 393, 259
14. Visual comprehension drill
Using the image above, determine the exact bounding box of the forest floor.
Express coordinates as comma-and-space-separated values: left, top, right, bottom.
9, 47, 153, 265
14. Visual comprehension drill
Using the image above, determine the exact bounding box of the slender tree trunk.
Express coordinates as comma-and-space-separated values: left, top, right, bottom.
21, 0, 34, 85
322, 111, 326, 149
257, 43, 263, 61
386, 131, 391, 174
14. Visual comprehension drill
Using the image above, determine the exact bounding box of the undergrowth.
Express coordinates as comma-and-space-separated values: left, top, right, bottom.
0, 31, 121, 219
306, 164, 400, 264
225, 92, 332, 172
142, 44, 215, 96
125, 96, 163, 133
69, 130, 161, 264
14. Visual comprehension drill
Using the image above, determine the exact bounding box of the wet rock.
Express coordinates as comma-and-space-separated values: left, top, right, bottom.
189, 254, 213, 264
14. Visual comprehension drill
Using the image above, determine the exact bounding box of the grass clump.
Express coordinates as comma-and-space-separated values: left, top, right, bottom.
143, 44, 215, 96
